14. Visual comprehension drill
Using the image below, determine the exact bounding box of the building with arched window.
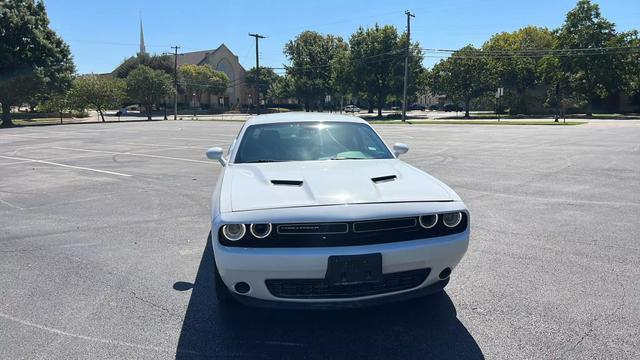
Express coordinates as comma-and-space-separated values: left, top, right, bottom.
176, 44, 252, 108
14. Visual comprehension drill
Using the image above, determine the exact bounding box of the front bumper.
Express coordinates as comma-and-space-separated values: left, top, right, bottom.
232, 278, 450, 309
212, 229, 469, 304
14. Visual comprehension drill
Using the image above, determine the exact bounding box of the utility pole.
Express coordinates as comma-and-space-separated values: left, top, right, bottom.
249, 33, 266, 115
402, 11, 415, 122
170, 45, 180, 120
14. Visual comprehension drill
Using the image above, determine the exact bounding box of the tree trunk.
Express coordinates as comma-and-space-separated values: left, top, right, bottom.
59, 111, 63, 125
147, 104, 152, 120
586, 93, 593, 117
377, 93, 384, 118
516, 88, 527, 115
98, 108, 105, 122
1, 102, 14, 127
465, 99, 470, 118
368, 101, 373, 114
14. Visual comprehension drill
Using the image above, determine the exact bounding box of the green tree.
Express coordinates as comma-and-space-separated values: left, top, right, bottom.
330, 48, 354, 102
178, 64, 228, 105
392, 31, 425, 107
347, 25, 423, 116
267, 75, 295, 101
556, 0, 629, 115
245, 67, 279, 103
0, 0, 75, 127
349, 25, 400, 116
483, 26, 557, 114
40, 92, 70, 124
284, 31, 348, 111
429, 46, 492, 118
621, 31, 640, 100
68, 75, 126, 122
113, 53, 174, 78
126, 65, 174, 120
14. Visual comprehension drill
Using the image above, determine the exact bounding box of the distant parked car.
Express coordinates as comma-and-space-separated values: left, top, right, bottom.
429, 104, 440, 111
444, 103, 463, 112
408, 103, 426, 111
344, 105, 360, 113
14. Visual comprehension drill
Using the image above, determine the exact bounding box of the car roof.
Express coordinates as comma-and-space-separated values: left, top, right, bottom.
245, 112, 367, 126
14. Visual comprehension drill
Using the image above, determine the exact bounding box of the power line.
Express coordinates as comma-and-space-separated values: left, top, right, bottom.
420, 46, 640, 60
267, 48, 405, 71
422, 50, 640, 59
422, 45, 640, 54
66, 39, 175, 49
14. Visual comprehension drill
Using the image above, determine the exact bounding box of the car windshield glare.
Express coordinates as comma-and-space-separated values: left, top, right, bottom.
234, 122, 393, 163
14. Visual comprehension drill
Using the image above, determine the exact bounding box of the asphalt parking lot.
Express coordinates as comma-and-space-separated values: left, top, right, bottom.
1, 119, 639, 359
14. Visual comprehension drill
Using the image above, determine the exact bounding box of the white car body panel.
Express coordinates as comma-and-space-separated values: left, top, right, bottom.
208, 112, 470, 305
226, 159, 458, 212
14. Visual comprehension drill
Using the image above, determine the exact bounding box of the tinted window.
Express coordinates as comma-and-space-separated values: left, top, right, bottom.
234, 122, 393, 163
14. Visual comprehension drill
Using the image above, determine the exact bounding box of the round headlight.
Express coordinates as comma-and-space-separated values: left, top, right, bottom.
419, 214, 438, 229
442, 212, 463, 228
250, 223, 272, 238
222, 224, 246, 241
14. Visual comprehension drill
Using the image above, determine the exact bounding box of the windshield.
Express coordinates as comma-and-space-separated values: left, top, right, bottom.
234, 122, 393, 163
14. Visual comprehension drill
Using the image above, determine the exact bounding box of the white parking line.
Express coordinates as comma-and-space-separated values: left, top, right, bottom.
0, 198, 23, 210
0, 155, 132, 177
116, 141, 208, 150
52, 146, 211, 164
0, 310, 195, 355
166, 136, 234, 141
0, 160, 32, 166
1, 133, 50, 139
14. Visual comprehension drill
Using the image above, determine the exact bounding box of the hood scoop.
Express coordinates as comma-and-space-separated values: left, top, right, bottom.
371, 175, 397, 184
271, 179, 304, 186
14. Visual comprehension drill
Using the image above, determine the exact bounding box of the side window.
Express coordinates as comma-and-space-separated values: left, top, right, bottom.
230, 123, 247, 161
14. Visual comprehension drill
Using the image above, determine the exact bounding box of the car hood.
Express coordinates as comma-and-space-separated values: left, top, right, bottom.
223, 159, 459, 212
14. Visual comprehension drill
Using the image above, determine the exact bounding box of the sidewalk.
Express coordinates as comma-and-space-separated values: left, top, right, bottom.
11, 111, 252, 126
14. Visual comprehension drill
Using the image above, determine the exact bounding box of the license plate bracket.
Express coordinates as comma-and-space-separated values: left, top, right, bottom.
325, 253, 382, 286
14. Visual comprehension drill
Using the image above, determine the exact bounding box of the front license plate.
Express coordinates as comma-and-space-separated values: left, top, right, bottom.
326, 253, 382, 286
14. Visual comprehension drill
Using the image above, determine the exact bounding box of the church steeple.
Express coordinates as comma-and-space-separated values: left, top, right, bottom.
139, 18, 146, 55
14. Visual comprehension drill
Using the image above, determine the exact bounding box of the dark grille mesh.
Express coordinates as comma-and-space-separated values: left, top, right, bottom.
265, 268, 430, 299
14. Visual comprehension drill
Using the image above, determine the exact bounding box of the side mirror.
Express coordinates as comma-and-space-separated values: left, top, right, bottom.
392, 143, 409, 157
206, 147, 227, 166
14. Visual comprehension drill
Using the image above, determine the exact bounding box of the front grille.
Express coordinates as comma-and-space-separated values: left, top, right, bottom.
218, 213, 468, 248
277, 223, 348, 234
265, 268, 430, 299
353, 217, 417, 232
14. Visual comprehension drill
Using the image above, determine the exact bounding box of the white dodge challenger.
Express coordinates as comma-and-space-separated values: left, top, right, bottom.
206, 112, 469, 308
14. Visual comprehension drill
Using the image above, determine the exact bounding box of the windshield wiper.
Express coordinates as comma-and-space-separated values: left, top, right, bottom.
330, 156, 367, 160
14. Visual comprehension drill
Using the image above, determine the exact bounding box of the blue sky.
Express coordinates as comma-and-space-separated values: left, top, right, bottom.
44, 0, 639, 74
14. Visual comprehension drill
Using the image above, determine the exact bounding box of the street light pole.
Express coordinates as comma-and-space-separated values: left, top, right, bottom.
249, 33, 266, 115
402, 10, 415, 122
171, 45, 180, 120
